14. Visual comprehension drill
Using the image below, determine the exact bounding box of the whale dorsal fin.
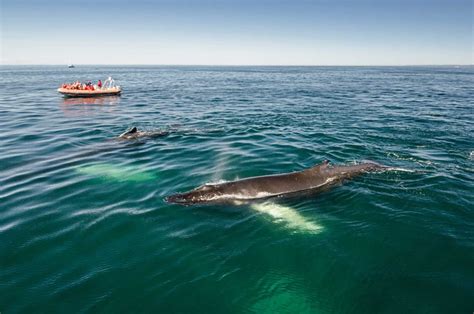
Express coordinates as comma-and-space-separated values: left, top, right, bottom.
308, 160, 330, 172
119, 127, 138, 138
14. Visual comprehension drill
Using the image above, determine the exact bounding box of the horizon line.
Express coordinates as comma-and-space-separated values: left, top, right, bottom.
1, 63, 473, 67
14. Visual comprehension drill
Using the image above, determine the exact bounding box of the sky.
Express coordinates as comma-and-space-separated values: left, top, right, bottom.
1, 0, 472, 65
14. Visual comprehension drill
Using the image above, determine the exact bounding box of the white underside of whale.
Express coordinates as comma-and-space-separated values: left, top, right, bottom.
251, 202, 323, 234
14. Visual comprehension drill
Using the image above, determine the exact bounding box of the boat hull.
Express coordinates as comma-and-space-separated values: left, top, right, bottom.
58, 88, 121, 98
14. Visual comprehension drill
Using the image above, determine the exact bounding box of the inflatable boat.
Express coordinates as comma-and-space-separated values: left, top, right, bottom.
58, 77, 121, 98
58, 87, 121, 97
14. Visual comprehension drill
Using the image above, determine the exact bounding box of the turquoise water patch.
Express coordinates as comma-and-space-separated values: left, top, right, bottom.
76, 163, 157, 182
250, 274, 314, 313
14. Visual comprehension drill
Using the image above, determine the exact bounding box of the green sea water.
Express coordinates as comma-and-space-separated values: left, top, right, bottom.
0, 66, 473, 313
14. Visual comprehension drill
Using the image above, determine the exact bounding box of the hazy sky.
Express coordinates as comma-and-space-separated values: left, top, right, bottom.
1, 0, 472, 65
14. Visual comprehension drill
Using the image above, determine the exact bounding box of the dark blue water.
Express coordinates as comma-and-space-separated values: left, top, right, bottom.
0, 66, 473, 313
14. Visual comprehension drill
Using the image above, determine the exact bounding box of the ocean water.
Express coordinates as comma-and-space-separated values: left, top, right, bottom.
0, 65, 473, 313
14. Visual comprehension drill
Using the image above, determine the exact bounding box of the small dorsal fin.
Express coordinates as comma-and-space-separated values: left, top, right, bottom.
119, 126, 138, 138
309, 159, 330, 171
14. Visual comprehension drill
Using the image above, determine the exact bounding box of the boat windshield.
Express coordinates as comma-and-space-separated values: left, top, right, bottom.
103, 77, 116, 89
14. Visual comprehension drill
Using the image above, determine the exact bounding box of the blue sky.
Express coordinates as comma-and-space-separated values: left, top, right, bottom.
1, 0, 472, 65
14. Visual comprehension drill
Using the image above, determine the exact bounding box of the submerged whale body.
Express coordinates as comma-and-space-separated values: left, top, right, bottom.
165, 160, 386, 205
119, 126, 169, 140
77, 163, 157, 182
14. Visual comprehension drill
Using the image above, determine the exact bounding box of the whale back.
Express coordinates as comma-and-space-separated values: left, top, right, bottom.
306, 159, 331, 173
166, 160, 335, 204
165, 160, 386, 205
324, 162, 385, 180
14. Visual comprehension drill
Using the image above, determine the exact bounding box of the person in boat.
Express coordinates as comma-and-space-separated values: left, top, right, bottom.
98, 80, 102, 89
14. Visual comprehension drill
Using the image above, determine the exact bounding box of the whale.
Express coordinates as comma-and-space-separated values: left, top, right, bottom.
165, 160, 386, 205
119, 127, 169, 140
76, 163, 157, 182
